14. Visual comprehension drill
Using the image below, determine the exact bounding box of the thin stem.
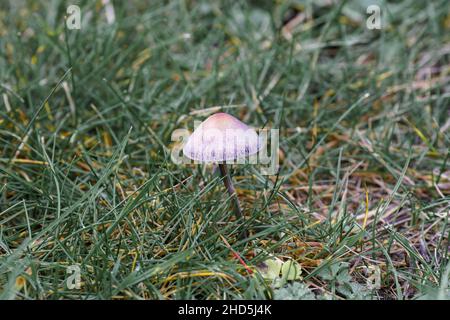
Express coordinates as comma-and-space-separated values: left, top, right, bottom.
218, 164, 248, 239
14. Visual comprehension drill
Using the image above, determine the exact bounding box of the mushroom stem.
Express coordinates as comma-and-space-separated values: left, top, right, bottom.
218, 164, 248, 239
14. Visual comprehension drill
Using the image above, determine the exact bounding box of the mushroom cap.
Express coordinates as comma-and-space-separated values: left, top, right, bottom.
183, 112, 261, 162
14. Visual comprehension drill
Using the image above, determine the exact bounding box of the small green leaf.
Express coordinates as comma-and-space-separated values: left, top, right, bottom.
256, 258, 283, 280
281, 260, 302, 281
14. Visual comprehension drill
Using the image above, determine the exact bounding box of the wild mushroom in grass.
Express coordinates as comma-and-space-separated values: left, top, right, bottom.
183, 113, 261, 239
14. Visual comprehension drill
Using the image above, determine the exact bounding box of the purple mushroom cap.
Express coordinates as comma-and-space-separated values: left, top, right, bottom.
183, 113, 261, 162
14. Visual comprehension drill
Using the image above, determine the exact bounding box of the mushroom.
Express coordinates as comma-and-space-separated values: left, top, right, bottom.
183, 112, 261, 239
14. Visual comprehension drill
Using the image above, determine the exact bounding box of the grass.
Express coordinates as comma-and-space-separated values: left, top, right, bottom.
0, 0, 449, 300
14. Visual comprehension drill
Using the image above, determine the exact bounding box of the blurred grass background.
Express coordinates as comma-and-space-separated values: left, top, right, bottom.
0, 0, 449, 299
